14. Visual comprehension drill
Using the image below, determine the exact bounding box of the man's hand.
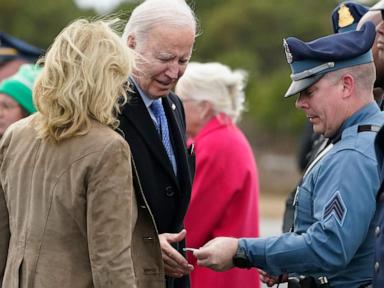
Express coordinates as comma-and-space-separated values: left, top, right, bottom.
158, 229, 194, 278
258, 269, 288, 287
193, 237, 238, 271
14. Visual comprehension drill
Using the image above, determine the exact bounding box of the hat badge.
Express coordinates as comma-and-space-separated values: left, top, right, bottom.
0, 47, 17, 56
338, 4, 354, 28
283, 39, 292, 64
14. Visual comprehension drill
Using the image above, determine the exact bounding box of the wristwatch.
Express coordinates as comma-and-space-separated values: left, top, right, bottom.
232, 244, 252, 269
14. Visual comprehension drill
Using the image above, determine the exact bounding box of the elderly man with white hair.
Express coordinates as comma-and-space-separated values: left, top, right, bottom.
118, 0, 197, 287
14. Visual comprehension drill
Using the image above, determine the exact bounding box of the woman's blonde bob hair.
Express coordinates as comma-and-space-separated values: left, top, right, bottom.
33, 18, 134, 142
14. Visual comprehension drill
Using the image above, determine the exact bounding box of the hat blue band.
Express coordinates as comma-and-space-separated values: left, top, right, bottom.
291, 62, 335, 81
290, 50, 373, 81
338, 23, 358, 33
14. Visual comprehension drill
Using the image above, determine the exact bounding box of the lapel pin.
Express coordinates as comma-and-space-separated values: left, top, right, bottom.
171, 103, 176, 110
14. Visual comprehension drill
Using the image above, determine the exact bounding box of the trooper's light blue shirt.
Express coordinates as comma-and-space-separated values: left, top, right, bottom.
239, 103, 384, 287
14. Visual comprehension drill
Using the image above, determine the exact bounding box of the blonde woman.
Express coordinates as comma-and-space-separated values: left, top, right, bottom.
0, 19, 164, 287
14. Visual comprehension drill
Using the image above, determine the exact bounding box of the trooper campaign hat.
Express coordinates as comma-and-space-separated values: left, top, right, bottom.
0, 32, 43, 63
331, 1, 369, 33
283, 22, 376, 97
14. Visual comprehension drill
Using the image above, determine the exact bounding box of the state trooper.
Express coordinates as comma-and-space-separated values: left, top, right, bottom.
368, 2, 384, 287
358, 0, 384, 108
282, 0, 370, 234
191, 18, 384, 288
0, 32, 42, 81
374, 115, 384, 288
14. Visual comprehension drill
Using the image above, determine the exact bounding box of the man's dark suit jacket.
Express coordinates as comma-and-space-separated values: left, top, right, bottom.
118, 82, 194, 288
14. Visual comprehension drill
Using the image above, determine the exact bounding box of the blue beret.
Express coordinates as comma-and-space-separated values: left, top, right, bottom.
283, 22, 375, 97
331, 2, 369, 33
0, 32, 43, 63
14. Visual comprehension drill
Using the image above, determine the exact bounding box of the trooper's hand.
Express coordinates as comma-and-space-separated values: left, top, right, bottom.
258, 270, 288, 287
158, 229, 194, 278
193, 237, 238, 271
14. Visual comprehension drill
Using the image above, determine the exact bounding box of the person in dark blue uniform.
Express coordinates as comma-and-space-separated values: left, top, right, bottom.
358, 1, 384, 108
368, 2, 384, 287
374, 119, 384, 288
192, 18, 384, 288
0, 32, 42, 81
282, 1, 369, 234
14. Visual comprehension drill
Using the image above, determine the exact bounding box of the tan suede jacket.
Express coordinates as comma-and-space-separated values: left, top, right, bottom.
0, 115, 165, 288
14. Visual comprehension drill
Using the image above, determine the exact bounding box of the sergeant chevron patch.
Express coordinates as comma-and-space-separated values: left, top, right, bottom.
323, 191, 347, 226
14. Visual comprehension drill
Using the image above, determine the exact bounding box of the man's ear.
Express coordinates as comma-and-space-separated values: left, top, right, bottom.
341, 74, 354, 99
127, 34, 136, 49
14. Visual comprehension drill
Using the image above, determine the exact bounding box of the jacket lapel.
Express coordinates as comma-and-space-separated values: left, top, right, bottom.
163, 97, 191, 186
121, 87, 179, 188
163, 96, 193, 226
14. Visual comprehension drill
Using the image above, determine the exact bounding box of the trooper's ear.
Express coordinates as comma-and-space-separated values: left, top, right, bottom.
340, 74, 354, 99
127, 34, 136, 49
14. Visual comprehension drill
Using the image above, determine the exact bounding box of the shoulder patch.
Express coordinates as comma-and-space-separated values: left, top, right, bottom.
323, 191, 347, 226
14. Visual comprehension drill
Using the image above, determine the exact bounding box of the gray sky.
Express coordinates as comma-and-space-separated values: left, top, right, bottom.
75, 0, 128, 13
78, 0, 380, 13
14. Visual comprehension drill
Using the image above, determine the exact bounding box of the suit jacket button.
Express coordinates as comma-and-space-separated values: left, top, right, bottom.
165, 186, 175, 197
375, 261, 380, 273
375, 226, 381, 238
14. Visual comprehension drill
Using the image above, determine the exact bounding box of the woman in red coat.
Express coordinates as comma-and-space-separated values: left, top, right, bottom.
176, 62, 260, 288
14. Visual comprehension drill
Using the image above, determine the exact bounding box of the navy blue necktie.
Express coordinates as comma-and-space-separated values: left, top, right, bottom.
150, 100, 177, 175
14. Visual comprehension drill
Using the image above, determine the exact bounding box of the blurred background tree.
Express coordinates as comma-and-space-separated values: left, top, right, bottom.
0, 0, 95, 48
0, 0, 360, 138
192, 0, 338, 137
0, 0, 378, 146
0, 0, 380, 197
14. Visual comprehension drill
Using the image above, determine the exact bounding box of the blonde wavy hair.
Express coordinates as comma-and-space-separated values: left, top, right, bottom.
33, 18, 134, 142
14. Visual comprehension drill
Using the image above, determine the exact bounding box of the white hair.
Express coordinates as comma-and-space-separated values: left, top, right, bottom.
176, 62, 248, 123
122, 0, 198, 48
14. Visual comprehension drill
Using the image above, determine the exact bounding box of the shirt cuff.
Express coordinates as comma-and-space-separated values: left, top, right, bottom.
238, 237, 267, 269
